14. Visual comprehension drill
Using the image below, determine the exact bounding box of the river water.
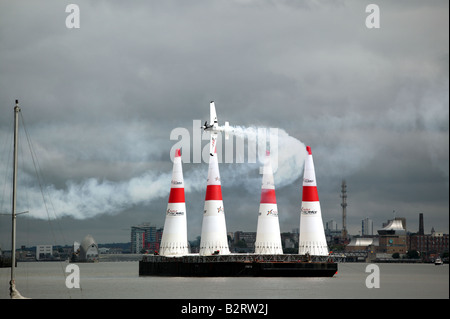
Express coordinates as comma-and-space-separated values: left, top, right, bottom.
1, 261, 448, 299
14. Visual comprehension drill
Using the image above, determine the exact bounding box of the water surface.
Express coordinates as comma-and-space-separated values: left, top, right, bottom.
1, 261, 448, 299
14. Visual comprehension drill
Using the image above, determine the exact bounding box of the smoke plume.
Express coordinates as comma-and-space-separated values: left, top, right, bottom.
6, 127, 306, 220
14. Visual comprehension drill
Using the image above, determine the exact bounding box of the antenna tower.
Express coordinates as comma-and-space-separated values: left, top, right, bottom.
341, 180, 348, 240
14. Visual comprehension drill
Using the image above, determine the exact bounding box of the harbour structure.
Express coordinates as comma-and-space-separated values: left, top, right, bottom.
140, 254, 337, 277
71, 235, 99, 262
298, 146, 329, 256
199, 146, 230, 255
159, 148, 189, 256
254, 151, 283, 254
139, 143, 336, 277
79, 235, 99, 262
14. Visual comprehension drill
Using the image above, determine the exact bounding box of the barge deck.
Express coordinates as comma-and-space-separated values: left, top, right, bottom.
139, 254, 337, 277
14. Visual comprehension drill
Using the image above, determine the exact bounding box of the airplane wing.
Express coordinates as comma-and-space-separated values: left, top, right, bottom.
209, 131, 218, 156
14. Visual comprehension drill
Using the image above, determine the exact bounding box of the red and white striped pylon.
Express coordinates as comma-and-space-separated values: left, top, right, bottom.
199, 147, 230, 255
159, 148, 189, 256
255, 151, 283, 254
298, 146, 329, 256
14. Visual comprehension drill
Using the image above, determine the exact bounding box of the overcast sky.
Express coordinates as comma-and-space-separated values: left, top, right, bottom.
0, 0, 448, 248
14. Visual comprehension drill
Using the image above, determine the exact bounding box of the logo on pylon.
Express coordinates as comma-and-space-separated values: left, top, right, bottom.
301, 207, 317, 215
166, 209, 185, 216
266, 209, 278, 216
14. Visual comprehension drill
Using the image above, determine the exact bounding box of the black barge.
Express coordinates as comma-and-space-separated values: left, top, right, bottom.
139, 254, 337, 277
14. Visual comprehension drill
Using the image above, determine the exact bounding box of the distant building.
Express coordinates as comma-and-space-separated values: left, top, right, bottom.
131, 223, 163, 253
419, 213, 424, 235
73, 241, 80, 253
98, 247, 110, 254
131, 226, 146, 253
377, 218, 407, 255
79, 235, 99, 262
362, 218, 373, 236
346, 237, 379, 252
233, 231, 256, 252
36, 245, 52, 261
382, 217, 406, 230
409, 228, 449, 260
325, 220, 342, 245
326, 220, 338, 231
281, 232, 298, 251
283, 238, 296, 249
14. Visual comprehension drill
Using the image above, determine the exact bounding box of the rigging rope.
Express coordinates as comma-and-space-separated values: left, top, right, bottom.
17, 111, 79, 298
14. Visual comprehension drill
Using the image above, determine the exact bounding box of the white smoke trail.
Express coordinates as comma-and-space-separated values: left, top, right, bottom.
225, 126, 307, 188
12, 127, 307, 220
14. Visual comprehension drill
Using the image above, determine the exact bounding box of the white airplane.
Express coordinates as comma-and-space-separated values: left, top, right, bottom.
202, 101, 231, 156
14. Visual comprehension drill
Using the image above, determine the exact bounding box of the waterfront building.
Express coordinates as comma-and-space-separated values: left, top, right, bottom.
409, 230, 449, 259
131, 226, 146, 253
79, 235, 99, 262
131, 223, 163, 253
234, 231, 256, 252
326, 220, 338, 232
377, 218, 407, 255
36, 245, 52, 260
345, 237, 379, 252
362, 218, 373, 236
325, 220, 342, 245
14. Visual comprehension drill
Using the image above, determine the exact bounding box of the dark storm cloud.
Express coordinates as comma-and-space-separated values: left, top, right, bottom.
0, 0, 448, 245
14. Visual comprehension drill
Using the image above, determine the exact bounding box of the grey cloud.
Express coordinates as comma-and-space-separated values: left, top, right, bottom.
0, 0, 448, 245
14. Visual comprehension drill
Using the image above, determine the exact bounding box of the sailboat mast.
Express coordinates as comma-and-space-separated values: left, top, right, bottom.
11, 99, 20, 283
